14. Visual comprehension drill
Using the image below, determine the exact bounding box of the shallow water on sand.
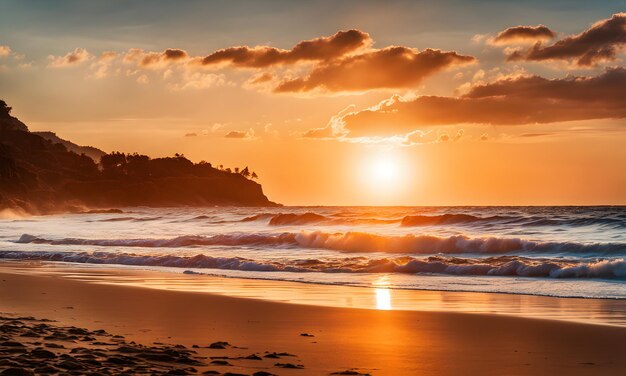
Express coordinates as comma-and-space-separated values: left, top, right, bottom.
1, 206, 625, 299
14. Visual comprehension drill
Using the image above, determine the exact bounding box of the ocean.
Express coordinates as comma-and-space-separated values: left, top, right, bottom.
1, 206, 625, 299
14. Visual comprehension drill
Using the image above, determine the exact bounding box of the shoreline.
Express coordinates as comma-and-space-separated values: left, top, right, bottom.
2, 261, 625, 327
1, 263, 626, 375
181, 268, 626, 302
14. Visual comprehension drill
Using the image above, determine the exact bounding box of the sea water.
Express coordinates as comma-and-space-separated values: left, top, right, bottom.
1, 206, 625, 299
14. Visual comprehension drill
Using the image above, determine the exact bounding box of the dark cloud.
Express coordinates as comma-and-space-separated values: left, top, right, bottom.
319, 68, 626, 137
274, 47, 475, 93
507, 13, 626, 66
198, 29, 371, 68
163, 49, 187, 60
492, 25, 556, 44
139, 48, 189, 67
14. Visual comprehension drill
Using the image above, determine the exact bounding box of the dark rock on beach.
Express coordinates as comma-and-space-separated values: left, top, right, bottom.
208, 341, 231, 349
0, 315, 210, 375
274, 362, 304, 369
0, 314, 367, 375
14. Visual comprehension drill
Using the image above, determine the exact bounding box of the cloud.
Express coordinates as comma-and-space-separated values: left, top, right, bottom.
303, 126, 335, 138
170, 71, 228, 90
312, 67, 626, 138
211, 123, 225, 132
40, 30, 473, 95
491, 25, 556, 45
136, 74, 149, 84
224, 129, 255, 139
263, 123, 280, 138
184, 133, 198, 137
99, 51, 118, 61
246, 72, 274, 85
303, 104, 356, 138
0, 45, 12, 57
506, 13, 626, 66
274, 47, 475, 93
47, 48, 93, 68
453, 129, 464, 141
196, 29, 371, 68
124, 48, 189, 68
88, 51, 119, 79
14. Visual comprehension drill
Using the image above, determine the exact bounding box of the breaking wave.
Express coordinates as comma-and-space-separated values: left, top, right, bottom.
0, 250, 624, 279
400, 214, 512, 226
240, 212, 396, 226
16, 232, 626, 256
236, 211, 626, 228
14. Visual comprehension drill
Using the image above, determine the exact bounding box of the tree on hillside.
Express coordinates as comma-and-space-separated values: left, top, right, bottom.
251, 171, 258, 180
100, 152, 127, 171
0, 100, 12, 116
241, 166, 250, 178
126, 153, 151, 177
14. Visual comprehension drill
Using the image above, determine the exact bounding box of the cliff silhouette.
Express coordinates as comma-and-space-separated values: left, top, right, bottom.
0, 100, 278, 214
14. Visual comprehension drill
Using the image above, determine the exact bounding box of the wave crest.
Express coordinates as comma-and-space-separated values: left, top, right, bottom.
16, 231, 625, 256
235, 211, 626, 228
1, 250, 624, 279
400, 214, 510, 226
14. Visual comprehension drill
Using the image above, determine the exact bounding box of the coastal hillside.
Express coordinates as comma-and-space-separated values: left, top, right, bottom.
0, 100, 278, 213
33, 131, 106, 162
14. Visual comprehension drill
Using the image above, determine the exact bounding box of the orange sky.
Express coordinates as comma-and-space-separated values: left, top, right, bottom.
1, 4, 625, 205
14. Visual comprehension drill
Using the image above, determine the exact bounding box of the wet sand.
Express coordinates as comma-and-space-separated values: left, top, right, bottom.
1, 266, 625, 375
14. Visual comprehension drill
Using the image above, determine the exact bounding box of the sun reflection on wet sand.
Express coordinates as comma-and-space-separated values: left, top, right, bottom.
375, 288, 392, 310
9, 262, 626, 327
373, 276, 393, 310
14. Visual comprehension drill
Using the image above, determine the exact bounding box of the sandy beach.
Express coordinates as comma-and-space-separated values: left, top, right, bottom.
2, 2, 626, 375
1, 263, 625, 375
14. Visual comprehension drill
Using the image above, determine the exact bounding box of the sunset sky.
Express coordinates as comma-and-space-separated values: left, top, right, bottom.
1, 0, 625, 205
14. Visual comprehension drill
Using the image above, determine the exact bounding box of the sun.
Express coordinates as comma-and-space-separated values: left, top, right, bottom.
370, 155, 400, 181
357, 150, 411, 201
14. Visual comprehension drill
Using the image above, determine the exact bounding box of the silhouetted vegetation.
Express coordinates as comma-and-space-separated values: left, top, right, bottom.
0, 100, 12, 116
97, 152, 259, 181
0, 100, 276, 213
